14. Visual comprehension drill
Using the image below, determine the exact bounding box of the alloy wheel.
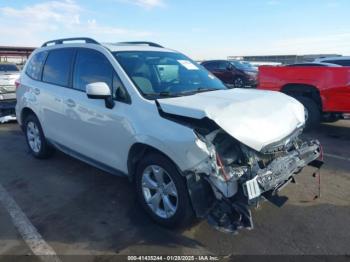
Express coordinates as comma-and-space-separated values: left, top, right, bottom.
26, 121, 41, 153
233, 77, 245, 88
141, 165, 178, 219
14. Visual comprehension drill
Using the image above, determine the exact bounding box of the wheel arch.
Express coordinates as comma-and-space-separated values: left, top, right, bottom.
281, 84, 322, 110
127, 142, 182, 182
20, 107, 37, 130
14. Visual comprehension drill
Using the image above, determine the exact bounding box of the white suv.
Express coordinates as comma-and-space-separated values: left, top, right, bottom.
16, 38, 322, 233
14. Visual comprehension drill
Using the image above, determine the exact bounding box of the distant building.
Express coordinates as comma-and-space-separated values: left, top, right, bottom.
0, 46, 36, 65
228, 54, 342, 65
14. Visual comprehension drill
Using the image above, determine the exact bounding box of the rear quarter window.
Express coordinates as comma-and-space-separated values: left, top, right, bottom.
42, 48, 75, 86
25, 51, 47, 80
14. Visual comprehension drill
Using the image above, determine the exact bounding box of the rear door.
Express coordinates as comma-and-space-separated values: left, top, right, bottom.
40, 48, 76, 142
203, 61, 231, 84
215, 61, 234, 85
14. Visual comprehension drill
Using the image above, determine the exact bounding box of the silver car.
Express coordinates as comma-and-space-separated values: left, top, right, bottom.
0, 63, 20, 117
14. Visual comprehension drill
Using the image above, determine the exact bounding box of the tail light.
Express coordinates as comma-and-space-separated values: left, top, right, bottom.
15, 78, 21, 89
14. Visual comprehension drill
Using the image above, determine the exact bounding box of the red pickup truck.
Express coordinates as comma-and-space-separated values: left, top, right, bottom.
258, 66, 350, 128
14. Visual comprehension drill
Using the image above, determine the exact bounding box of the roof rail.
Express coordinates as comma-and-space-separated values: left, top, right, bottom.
41, 37, 100, 47
116, 41, 163, 48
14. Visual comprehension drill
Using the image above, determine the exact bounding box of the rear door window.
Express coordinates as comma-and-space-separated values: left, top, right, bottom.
42, 48, 75, 86
203, 62, 218, 71
26, 51, 48, 80
217, 61, 228, 70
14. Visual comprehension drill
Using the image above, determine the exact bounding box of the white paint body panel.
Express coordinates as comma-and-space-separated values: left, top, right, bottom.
16, 44, 209, 174
16, 42, 304, 177
158, 88, 305, 151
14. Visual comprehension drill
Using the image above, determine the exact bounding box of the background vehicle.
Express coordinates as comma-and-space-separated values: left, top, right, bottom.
16, 38, 321, 233
258, 65, 350, 129
314, 56, 350, 66
0, 63, 19, 117
201, 60, 257, 88
287, 62, 342, 67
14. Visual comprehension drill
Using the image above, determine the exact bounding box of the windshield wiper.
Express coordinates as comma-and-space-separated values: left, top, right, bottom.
143, 91, 181, 98
178, 87, 219, 95
144, 88, 219, 99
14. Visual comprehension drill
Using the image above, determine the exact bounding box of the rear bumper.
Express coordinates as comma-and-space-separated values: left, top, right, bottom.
0, 99, 16, 117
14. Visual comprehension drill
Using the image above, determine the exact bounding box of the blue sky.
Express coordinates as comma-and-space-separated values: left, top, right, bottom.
0, 0, 349, 59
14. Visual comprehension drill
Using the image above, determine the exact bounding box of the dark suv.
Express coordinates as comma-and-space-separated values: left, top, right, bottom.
201, 60, 257, 88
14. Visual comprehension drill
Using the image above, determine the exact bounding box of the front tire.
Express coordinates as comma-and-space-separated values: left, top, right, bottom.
24, 114, 54, 158
135, 153, 194, 228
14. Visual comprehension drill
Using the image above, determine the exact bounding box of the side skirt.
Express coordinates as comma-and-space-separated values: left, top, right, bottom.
48, 140, 128, 177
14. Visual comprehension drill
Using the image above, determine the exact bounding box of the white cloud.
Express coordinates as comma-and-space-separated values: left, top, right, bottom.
119, 0, 165, 9
0, 0, 81, 26
270, 33, 350, 55
0, 0, 153, 46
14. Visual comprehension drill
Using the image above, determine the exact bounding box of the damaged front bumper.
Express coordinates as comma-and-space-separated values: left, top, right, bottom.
243, 140, 321, 201
186, 138, 323, 234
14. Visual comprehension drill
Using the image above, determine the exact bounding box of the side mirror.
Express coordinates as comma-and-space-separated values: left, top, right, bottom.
86, 82, 115, 109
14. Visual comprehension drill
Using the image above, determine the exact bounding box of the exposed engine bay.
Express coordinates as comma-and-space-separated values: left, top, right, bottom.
156, 99, 323, 234
186, 125, 322, 234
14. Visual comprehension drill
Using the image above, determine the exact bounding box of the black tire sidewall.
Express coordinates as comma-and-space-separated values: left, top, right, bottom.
135, 153, 193, 228
297, 97, 321, 130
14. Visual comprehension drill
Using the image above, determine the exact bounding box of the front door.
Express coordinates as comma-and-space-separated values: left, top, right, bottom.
60, 48, 133, 171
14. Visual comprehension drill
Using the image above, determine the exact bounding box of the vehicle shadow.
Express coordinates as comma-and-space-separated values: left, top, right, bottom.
1, 149, 206, 255
304, 120, 350, 141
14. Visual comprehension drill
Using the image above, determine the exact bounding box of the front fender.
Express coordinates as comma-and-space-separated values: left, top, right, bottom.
133, 133, 210, 173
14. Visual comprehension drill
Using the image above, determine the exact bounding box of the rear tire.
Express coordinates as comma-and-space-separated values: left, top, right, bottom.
296, 97, 321, 130
24, 114, 54, 159
135, 153, 194, 228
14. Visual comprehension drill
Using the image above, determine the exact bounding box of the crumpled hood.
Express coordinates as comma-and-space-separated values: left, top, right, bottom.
157, 88, 305, 152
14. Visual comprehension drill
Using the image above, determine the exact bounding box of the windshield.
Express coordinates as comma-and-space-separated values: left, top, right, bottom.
0, 64, 19, 72
230, 60, 256, 71
113, 51, 226, 99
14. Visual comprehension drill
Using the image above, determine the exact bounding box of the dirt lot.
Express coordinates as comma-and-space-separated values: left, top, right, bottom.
0, 120, 349, 259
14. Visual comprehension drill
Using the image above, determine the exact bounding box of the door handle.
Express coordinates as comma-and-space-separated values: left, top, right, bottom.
33, 88, 40, 95
64, 99, 76, 108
